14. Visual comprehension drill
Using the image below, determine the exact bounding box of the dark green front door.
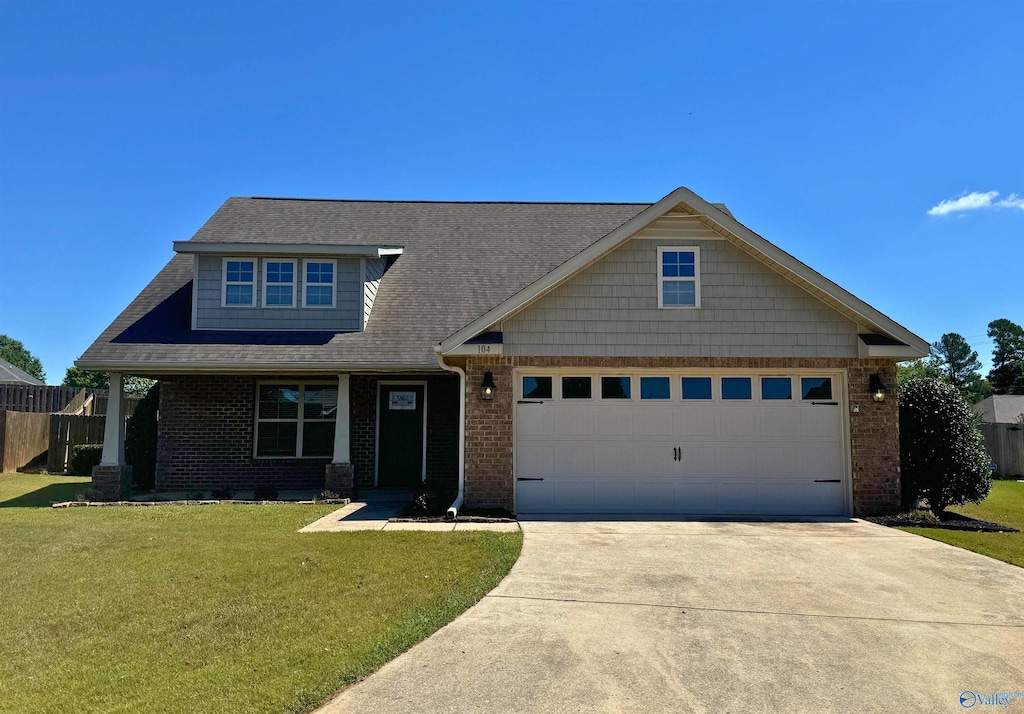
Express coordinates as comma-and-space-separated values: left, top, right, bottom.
378, 385, 425, 488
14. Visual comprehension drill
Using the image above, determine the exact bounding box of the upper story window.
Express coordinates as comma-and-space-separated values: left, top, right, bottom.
222, 259, 255, 307
658, 246, 700, 308
263, 259, 296, 307
303, 260, 336, 308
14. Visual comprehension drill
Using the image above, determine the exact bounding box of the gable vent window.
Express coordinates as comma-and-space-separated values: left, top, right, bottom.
264, 259, 296, 307
303, 260, 336, 308
223, 259, 255, 306
658, 247, 700, 308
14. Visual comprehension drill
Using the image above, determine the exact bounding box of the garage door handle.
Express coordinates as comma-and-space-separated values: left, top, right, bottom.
517, 477, 544, 482
811, 401, 838, 406
814, 479, 840, 483
517, 400, 545, 405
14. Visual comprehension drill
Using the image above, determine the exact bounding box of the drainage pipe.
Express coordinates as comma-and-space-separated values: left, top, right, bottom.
434, 347, 465, 520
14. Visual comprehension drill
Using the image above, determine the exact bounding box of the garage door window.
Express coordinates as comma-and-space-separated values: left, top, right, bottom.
562, 377, 592, 399
801, 377, 832, 400
761, 377, 792, 400
601, 376, 631, 399
721, 377, 752, 400
682, 377, 713, 400
523, 376, 552, 399
640, 376, 671, 400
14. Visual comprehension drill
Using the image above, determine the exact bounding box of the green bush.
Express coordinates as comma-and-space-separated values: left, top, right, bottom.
70, 444, 103, 477
899, 377, 992, 515
125, 383, 159, 490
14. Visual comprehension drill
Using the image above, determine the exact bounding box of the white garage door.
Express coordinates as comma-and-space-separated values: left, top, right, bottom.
515, 371, 848, 516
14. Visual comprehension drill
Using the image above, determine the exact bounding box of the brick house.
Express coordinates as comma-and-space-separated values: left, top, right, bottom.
78, 187, 927, 516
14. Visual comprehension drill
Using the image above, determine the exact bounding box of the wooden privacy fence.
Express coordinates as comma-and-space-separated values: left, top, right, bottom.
980, 423, 1024, 479
48, 414, 107, 474
0, 410, 51, 472
0, 385, 82, 413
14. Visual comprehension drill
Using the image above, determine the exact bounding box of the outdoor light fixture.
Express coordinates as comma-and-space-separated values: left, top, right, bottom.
480, 371, 496, 401
869, 373, 887, 403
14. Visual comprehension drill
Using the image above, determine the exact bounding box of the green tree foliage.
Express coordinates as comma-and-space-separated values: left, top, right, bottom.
63, 367, 155, 395
125, 383, 159, 490
929, 332, 987, 403
896, 358, 940, 385
0, 335, 45, 382
987, 318, 1024, 395
898, 377, 992, 515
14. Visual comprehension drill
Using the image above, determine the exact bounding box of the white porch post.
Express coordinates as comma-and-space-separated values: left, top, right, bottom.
333, 374, 350, 463
100, 372, 126, 466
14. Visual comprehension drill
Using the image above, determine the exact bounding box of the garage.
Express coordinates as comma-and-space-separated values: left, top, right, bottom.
514, 370, 849, 516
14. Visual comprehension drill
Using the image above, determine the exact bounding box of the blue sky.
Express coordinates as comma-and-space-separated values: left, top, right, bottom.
1, 0, 1021, 382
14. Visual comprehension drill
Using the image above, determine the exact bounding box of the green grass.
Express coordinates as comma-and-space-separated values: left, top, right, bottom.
899, 480, 1024, 568
0, 473, 522, 714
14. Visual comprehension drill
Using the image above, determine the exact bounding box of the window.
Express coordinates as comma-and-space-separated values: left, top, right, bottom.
256, 383, 337, 458
640, 376, 671, 400
561, 376, 592, 399
303, 260, 336, 308
223, 259, 255, 306
721, 377, 752, 400
658, 247, 700, 308
601, 376, 631, 399
682, 377, 713, 400
263, 260, 296, 307
801, 377, 833, 400
522, 376, 552, 399
761, 377, 792, 400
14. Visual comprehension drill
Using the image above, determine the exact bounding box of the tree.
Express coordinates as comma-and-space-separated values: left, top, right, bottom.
0, 335, 45, 382
929, 332, 986, 402
896, 358, 940, 385
63, 367, 155, 396
899, 377, 992, 516
987, 318, 1024, 395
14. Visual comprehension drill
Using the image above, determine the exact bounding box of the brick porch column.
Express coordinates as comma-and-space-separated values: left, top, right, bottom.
325, 374, 354, 497
92, 371, 132, 500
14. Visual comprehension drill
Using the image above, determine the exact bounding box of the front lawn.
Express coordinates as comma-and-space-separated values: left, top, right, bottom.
899, 480, 1024, 568
0, 473, 522, 714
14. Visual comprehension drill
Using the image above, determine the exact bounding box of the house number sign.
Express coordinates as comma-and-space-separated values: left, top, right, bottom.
389, 392, 416, 410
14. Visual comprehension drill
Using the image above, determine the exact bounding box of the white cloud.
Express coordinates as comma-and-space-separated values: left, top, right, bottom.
927, 190, 1024, 216
995, 193, 1024, 211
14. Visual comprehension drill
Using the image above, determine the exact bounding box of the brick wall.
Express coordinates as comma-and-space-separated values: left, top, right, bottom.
463, 356, 900, 516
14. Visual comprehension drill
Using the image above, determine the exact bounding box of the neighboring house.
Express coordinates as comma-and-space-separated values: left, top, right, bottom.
0, 358, 44, 385
974, 395, 1024, 424
78, 187, 928, 516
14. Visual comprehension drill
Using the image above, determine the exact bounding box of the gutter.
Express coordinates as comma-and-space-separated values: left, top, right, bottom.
434, 347, 465, 521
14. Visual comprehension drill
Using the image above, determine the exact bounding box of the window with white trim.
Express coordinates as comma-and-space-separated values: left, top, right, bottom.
255, 383, 337, 458
223, 258, 255, 306
263, 259, 296, 307
658, 246, 700, 308
303, 260, 336, 308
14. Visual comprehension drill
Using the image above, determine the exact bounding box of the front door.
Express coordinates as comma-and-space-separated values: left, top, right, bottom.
378, 384, 425, 488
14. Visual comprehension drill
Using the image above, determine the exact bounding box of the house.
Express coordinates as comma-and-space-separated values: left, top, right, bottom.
0, 358, 44, 385
77, 187, 928, 516
974, 395, 1024, 425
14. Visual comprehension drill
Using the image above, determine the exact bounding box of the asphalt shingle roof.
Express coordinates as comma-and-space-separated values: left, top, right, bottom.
78, 198, 651, 371
0, 358, 45, 385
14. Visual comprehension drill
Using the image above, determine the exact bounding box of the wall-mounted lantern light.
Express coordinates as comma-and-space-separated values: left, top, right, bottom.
869, 373, 887, 403
481, 371, 496, 401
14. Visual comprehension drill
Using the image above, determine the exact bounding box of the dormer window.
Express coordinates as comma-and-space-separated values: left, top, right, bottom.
303, 260, 336, 308
263, 259, 296, 307
658, 246, 701, 308
222, 258, 255, 306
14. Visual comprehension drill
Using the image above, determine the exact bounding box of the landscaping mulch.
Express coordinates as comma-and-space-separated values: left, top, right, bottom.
867, 511, 1019, 533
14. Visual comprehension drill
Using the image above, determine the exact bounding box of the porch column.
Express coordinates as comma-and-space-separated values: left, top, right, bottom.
325, 374, 354, 498
93, 372, 131, 500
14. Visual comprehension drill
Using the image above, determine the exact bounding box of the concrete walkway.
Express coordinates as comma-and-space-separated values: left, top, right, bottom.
300, 493, 519, 532
318, 517, 1024, 713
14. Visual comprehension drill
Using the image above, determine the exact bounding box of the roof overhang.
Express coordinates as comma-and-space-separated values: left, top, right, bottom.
172, 242, 403, 258
72, 360, 440, 375
438, 186, 929, 358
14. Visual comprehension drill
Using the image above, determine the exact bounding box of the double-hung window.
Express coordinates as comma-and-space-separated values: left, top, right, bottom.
303, 260, 336, 308
658, 247, 700, 308
263, 259, 296, 307
255, 383, 338, 458
223, 259, 255, 306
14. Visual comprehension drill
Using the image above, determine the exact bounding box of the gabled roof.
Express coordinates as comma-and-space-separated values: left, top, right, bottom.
974, 395, 1024, 424
0, 358, 44, 385
438, 187, 929, 357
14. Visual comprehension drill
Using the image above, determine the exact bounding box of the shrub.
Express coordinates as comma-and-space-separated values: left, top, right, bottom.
125, 383, 159, 490
70, 444, 103, 477
899, 376, 992, 515
253, 487, 278, 501
210, 487, 232, 500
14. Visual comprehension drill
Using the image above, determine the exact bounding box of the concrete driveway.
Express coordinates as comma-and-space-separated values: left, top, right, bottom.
320, 518, 1024, 713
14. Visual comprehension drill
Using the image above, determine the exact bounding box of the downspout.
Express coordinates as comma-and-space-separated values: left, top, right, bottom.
434, 347, 465, 520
